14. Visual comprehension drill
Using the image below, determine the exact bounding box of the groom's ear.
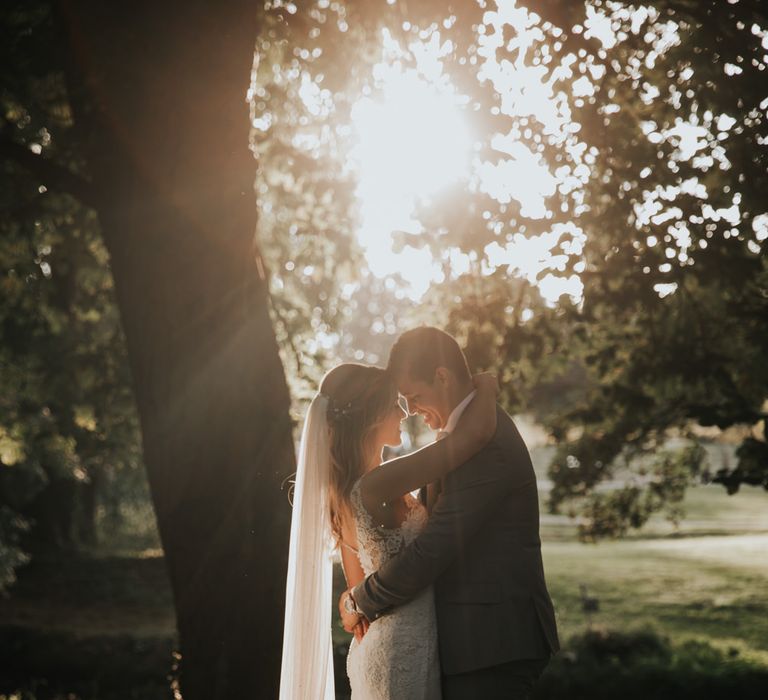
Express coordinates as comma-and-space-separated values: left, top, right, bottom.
434, 367, 450, 386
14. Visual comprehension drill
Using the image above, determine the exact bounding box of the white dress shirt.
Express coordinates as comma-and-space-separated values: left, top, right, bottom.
426, 389, 478, 510
440, 389, 477, 436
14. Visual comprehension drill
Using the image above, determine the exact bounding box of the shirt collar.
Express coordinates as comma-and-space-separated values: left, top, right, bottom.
441, 389, 477, 435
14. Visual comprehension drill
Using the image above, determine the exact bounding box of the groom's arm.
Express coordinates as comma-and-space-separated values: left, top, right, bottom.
351, 439, 515, 621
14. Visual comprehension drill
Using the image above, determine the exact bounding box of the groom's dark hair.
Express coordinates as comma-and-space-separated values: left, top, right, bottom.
387, 326, 471, 384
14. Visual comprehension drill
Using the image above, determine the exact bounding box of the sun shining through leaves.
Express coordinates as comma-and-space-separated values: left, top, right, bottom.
346, 18, 588, 303
349, 31, 472, 299
256, 0, 764, 320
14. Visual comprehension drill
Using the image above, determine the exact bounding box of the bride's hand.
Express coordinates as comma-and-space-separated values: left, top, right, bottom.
353, 617, 370, 642
339, 590, 363, 634
472, 371, 499, 395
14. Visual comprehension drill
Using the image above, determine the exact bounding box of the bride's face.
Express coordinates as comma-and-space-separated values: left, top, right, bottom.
377, 397, 407, 449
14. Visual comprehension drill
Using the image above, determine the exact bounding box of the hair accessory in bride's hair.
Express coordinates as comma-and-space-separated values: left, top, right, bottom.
317, 393, 357, 421
326, 398, 356, 421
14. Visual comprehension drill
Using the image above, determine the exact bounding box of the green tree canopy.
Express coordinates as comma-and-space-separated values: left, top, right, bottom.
254, 0, 768, 537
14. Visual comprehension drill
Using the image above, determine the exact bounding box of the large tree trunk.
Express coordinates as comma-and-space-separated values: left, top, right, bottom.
58, 2, 294, 697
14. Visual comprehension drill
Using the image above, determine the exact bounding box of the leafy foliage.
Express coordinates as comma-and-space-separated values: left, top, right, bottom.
391, 0, 768, 537
0, 1, 144, 587
533, 1, 768, 535
2, 0, 766, 596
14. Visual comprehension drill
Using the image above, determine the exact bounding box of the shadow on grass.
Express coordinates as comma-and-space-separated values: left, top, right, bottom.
2, 554, 766, 699
4, 627, 765, 700
0, 625, 175, 700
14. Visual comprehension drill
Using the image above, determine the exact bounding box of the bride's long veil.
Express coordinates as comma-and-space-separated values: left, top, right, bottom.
279, 393, 335, 700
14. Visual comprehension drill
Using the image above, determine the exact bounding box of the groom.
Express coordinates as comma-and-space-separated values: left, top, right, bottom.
340, 326, 559, 699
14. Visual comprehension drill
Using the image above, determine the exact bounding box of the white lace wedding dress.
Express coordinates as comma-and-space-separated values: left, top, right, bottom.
346, 479, 441, 699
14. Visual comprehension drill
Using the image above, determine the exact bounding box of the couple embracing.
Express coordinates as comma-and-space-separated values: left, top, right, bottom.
280, 327, 559, 699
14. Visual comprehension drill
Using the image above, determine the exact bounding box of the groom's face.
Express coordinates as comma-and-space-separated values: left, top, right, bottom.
396, 368, 452, 431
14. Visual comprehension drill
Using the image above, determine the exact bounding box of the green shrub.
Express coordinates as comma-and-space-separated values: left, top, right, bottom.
536, 629, 768, 700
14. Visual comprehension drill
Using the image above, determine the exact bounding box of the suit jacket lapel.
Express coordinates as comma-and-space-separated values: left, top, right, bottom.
426, 479, 443, 513
422, 430, 450, 513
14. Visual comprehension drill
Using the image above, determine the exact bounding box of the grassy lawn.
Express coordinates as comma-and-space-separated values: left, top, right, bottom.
664, 484, 768, 533
334, 534, 768, 662
333, 482, 768, 664
543, 534, 768, 665
536, 480, 768, 665
2, 464, 766, 697
0, 552, 174, 639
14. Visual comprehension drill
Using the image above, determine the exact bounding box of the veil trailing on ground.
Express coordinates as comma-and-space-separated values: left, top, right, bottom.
279, 393, 335, 700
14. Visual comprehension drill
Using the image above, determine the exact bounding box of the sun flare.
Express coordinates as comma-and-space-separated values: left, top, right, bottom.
351, 80, 471, 200
348, 34, 472, 298
347, 24, 585, 303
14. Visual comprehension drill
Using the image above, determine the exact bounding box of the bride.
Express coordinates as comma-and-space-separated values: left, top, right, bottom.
279, 363, 497, 699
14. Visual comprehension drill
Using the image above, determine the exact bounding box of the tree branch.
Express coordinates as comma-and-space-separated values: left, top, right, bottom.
0, 135, 97, 209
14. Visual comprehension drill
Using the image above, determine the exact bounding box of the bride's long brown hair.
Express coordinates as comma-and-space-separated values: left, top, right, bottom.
320, 363, 398, 544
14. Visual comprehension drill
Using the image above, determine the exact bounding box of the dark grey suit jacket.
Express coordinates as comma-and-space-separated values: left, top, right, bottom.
352, 405, 559, 676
